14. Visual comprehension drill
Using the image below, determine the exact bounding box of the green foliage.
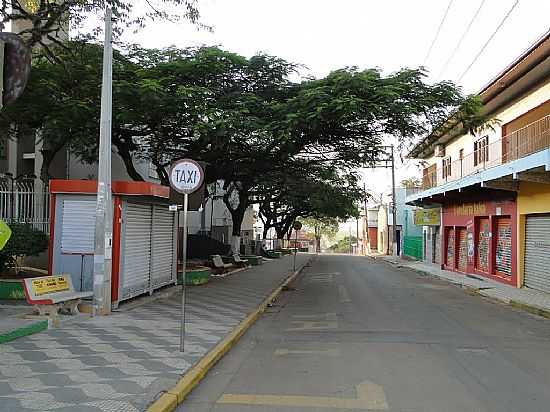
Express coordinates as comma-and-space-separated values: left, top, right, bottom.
329, 236, 358, 253
0, 224, 49, 273
401, 177, 421, 189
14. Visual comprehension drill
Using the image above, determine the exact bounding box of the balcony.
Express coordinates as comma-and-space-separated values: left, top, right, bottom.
421, 115, 550, 190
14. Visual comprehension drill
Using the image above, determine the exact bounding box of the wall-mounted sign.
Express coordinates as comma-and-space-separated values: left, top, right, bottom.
452, 202, 486, 216
413, 209, 440, 226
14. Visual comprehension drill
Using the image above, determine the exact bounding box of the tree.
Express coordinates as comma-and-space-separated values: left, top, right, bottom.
329, 235, 357, 254
0, 223, 48, 273
1, 1, 206, 60
401, 177, 421, 189
302, 217, 339, 253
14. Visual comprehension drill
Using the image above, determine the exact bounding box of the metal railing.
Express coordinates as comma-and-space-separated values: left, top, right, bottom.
422, 115, 550, 190
0, 179, 50, 233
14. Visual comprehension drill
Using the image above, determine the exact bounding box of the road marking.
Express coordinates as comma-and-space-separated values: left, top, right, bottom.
338, 285, 352, 303
293, 313, 337, 320
217, 380, 389, 410
274, 348, 341, 357
286, 320, 338, 331
308, 274, 334, 283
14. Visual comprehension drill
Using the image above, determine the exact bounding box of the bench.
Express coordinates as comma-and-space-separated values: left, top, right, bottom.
210, 255, 233, 274
232, 254, 249, 267
23, 275, 92, 317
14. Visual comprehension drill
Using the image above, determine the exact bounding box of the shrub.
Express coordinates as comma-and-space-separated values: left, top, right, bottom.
0, 223, 49, 273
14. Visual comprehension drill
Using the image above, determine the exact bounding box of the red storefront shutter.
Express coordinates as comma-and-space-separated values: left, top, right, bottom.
495, 217, 512, 277
457, 228, 467, 272
477, 218, 490, 272
446, 227, 455, 268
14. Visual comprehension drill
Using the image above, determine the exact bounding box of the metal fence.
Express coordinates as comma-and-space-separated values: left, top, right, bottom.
0, 179, 50, 233
422, 114, 550, 189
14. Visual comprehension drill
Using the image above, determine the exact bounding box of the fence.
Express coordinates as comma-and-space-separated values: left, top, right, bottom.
403, 236, 423, 260
422, 114, 550, 190
0, 179, 50, 233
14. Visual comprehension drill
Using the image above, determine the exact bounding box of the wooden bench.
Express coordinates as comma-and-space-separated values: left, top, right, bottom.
23, 275, 92, 317
232, 254, 249, 267
211, 255, 233, 274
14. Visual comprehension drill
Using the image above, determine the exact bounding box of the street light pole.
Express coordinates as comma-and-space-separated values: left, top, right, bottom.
391, 146, 398, 257
92, 7, 113, 316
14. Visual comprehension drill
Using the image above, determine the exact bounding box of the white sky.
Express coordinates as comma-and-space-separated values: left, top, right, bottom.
124, 0, 549, 224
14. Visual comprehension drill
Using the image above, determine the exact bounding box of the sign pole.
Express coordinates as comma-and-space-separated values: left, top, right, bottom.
293, 229, 298, 272
180, 192, 189, 352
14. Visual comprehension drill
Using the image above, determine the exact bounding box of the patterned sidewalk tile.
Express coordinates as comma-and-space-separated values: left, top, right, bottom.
0, 254, 311, 412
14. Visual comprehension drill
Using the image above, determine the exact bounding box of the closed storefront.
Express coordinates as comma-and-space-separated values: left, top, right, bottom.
441, 197, 517, 286
434, 227, 441, 264
495, 217, 512, 278
476, 218, 490, 273
524, 214, 550, 293
457, 227, 467, 272
445, 227, 454, 268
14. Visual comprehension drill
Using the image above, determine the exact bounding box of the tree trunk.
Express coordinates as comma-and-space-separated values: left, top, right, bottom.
40, 140, 65, 183
112, 138, 145, 182
223, 188, 249, 255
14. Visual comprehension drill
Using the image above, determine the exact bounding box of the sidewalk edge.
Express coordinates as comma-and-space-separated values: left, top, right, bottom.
0, 319, 48, 345
146, 255, 314, 412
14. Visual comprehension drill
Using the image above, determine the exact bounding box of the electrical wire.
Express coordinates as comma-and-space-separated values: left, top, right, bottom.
458, 0, 520, 81
423, 0, 454, 65
437, 0, 486, 80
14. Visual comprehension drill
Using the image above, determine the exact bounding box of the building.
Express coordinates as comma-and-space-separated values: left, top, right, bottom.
406, 31, 550, 292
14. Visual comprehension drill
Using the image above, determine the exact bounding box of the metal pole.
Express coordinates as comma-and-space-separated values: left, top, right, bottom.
10, 177, 14, 222
391, 145, 398, 257
364, 182, 369, 254
92, 7, 113, 316
180, 193, 189, 352
293, 229, 298, 272
349, 223, 352, 254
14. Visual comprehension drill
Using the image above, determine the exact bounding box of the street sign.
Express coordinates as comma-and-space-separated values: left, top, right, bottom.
169, 159, 204, 195
168, 158, 205, 352
293, 221, 303, 231
0, 219, 11, 250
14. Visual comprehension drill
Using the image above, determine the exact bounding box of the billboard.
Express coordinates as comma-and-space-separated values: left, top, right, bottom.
414, 208, 440, 226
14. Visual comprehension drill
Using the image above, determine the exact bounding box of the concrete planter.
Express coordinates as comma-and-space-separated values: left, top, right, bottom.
178, 267, 212, 286
242, 255, 263, 265
0, 279, 26, 300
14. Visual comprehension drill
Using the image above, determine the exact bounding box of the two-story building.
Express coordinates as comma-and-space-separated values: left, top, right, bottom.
406, 30, 550, 293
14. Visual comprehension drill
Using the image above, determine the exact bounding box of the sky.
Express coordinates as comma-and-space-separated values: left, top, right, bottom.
123, 0, 549, 228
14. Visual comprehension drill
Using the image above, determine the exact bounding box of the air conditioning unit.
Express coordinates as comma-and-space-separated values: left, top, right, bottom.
434, 144, 445, 157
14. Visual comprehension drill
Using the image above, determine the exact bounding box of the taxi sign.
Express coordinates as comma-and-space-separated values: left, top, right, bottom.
169, 159, 204, 195
0, 220, 11, 250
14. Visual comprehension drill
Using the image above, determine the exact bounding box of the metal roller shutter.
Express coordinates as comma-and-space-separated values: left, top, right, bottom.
121, 203, 152, 299
446, 228, 454, 267
150, 205, 175, 288
524, 215, 550, 293
434, 228, 441, 264
495, 217, 512, 277
61, 199, 96, 254
477, 218, 490, 273
457, 228, 467, 272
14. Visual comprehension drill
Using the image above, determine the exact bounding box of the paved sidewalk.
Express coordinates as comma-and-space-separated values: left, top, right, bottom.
0, 254, 312, 412
379, 256, 550, 313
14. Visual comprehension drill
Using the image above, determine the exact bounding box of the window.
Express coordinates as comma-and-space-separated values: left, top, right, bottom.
474, 136, 489, 166
442, 157, 452, 179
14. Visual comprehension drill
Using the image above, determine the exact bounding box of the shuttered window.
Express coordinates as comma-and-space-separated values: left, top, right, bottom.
150, 205, 175, 287
61, 199, 96, 254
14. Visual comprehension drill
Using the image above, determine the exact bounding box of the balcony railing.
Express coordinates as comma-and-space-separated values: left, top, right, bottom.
421, 115, 550, 190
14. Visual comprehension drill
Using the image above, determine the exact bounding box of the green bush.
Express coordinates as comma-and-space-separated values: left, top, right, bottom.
0, 223, 49, 273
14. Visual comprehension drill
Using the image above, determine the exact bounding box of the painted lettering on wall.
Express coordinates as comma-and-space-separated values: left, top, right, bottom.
452, 202, 486, 216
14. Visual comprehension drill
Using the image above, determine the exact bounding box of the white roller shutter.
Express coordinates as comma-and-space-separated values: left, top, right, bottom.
151, 205, 175, 287
61, 199, 96, 254
524, 215, 550, 293
121, 203, 152, 299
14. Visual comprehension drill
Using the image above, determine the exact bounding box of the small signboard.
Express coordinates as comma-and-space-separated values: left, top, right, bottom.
31, 275, 69, 296
293, 221, 303, 231
413, 209, 440, 226
0, 219, 11, 250
169, 159, 204, 195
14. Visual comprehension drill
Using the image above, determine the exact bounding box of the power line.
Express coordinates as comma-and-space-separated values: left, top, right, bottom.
437, 0, 486, 80
458, 0, 520, 81
423, 0, 454, 65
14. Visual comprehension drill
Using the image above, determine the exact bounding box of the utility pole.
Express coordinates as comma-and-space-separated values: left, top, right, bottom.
391, 146, 398, 257
363, 182, 369, 254
92, 7, 113, 316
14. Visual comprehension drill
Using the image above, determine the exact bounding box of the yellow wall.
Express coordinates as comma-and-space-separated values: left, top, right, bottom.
516, 182, 550, 287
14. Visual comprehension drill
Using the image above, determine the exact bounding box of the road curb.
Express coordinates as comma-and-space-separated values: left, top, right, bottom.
147, 255, 315, 412
0, 319, 48, 344
509, 300, 550, 319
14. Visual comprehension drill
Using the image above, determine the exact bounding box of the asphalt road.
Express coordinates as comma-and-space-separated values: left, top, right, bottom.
177, 254, 550, 412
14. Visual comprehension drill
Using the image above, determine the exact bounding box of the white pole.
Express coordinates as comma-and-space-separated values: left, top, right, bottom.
180, 193, 189, 352
92, 7, 113, 316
